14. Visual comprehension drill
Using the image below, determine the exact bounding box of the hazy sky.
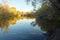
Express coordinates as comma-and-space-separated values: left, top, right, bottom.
0, 0, 33, 12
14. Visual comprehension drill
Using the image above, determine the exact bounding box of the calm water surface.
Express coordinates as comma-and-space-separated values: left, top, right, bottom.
0, 19, 45, 40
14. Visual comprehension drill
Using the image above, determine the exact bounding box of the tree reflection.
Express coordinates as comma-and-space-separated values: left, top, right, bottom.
0, 16, 18, 33
0, 15, 35, 34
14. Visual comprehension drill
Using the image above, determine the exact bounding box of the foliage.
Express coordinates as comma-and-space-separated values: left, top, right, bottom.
0, 4, 23, 20
30, 0, 60, 31
26, 0, 48, 10
0, 4, 26, 29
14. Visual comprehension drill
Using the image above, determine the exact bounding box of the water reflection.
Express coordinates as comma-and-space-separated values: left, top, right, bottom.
31, 18, 47, 33
0, 16, 45, 40
0, 16, 34, 34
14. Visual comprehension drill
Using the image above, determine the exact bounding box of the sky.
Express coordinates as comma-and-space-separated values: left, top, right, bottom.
0, 0, 33, 12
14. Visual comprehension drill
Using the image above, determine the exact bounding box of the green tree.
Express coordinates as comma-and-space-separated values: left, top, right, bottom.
28, 0, 60, 31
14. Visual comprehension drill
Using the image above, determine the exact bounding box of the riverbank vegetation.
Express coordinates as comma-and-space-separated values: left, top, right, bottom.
27, 0, 60, 31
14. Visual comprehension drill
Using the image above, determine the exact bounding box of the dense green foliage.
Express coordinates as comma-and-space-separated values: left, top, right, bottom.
29, 0, 60, 31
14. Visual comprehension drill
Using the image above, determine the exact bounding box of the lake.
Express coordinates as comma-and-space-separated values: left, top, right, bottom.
0, 18, 45, 40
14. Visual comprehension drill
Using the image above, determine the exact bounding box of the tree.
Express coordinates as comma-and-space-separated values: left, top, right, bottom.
28, 0, 60, 31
